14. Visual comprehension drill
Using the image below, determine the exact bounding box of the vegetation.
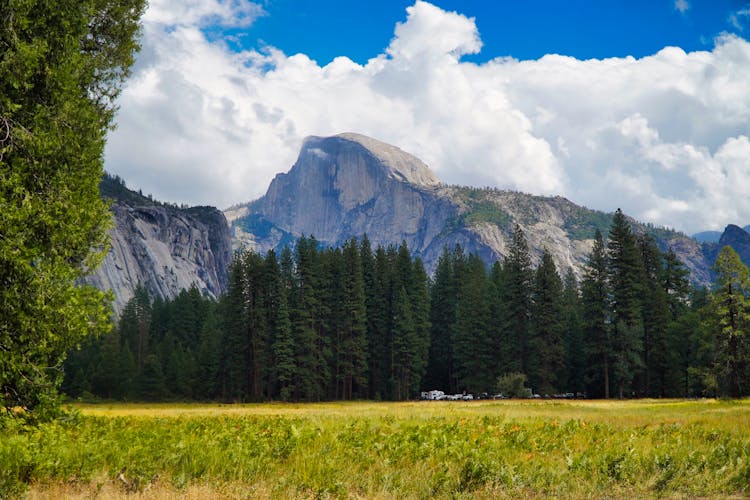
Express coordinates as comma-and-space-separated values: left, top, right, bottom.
66, 212, 750, 402
0, 0, 145, 418
3, 400, 750, 497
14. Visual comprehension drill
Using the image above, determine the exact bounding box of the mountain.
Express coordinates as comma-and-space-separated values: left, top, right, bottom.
83, 174, 232, 314
227, 133, 712, 284
701, 224, 750, 267
692, 231, 722, 244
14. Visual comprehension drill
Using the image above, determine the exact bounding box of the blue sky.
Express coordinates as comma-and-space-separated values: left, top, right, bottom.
232, 0, 749, 63
107, 0, 750, 234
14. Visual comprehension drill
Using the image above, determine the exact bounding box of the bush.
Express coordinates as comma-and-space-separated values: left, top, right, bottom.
496, 372, 531, 398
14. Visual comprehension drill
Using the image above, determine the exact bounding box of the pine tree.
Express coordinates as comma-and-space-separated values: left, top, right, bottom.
425, 245, 465, 393
409, 257, 432, 395
266, 249, 295, 401
194, 303, 222, 399
561, 269, 585, 395
293, 236, 330, 401
137, 354, 167, 401
607, 209, 644, 398
366, 245, 391, 399
338, 238, 369, 399
501, 225, 534, 375
709, 246, 750, 397
581, 230, 611, 398
638, 235, 671, 396
529, 250, 566, 395
453, 253, 494, 392
392, 287, 416, 400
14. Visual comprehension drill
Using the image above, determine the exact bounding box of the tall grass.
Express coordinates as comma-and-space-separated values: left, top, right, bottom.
3, 399, 749, 498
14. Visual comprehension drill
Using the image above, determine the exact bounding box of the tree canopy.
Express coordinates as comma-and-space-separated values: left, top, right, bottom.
0, 0, 146, 417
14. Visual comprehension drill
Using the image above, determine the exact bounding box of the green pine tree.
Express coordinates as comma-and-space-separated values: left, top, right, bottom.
529, 250, 566, 395
453, 253, 494, 393
607, 209, 644, 398
709, 246, 750, 397
501, 224, 534, 375
581, 230, 611, 398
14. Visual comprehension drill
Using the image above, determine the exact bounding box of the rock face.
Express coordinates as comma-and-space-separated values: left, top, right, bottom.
229, 133, 713, 284
84, 176, 232, 315
702, 224, 750, 269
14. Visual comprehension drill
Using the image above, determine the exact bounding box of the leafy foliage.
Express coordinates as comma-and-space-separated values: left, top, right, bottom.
0, 0, 145, 417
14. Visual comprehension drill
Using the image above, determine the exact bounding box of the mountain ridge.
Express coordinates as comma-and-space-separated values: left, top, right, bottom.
228, 133, 713, 284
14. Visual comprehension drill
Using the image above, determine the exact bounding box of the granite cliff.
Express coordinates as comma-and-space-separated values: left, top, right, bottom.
84, 175, 232, 315
227, 133, 712, 284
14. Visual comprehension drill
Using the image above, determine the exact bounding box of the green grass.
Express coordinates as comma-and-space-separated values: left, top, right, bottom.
3, 399, 750, 498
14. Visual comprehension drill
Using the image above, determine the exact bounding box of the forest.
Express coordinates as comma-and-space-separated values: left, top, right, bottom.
63, 209, 750, 401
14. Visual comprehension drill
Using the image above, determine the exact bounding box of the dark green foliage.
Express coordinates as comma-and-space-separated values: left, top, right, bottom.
63, 226, 740, 402
708, 247, 750, 397
561, 269, 585, 395
0, 0, 145, 416
639, 235, 672, 397
337, 239, 368, 399
607, 209, 644, 398
581, 230, 612, 398
500, 225, 534, 374
453, 254, 494, 392
424, 245, 465, 393
529, 250, 565, 395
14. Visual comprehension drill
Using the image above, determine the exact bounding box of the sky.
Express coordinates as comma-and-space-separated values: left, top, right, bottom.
105, 0, 750, 234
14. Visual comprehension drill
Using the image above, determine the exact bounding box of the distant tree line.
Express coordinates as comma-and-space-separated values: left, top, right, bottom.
64, 211, 750, 400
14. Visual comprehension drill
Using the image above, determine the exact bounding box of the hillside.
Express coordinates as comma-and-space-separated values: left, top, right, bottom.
227, 133, 712, 284
83, 174, 232, 314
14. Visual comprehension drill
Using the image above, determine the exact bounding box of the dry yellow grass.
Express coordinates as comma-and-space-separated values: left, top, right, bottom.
74, 398, 750, 434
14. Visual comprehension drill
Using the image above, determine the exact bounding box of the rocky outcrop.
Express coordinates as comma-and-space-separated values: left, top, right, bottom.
234, 134, 460, 269
229, 133, 714, 284
84, 177, 232, 315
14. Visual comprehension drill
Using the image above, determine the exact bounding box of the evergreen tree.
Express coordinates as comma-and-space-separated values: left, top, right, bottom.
0, 0, 146, 416
663, 249, 691, 320
561, 269, 585, 395
392, 287, 416, 400
409, 257, 432, 394
607, 209, 644, 398
137, 354, 167, 401
529, 250, 565, 395
293, 236, 330, 401
501, 225, 534, 375
638, 235, 671, 396
581, 230, 611, 398
366, 245, 391, 399
709, 246, 750, 397
194, 303, 222, 399
265, 250, 295, 401
339, 238, 368, 399
452, 253, 494, 392
425, 245, 465, 393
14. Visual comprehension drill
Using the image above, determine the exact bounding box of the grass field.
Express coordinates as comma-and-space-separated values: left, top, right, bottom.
3, 399, 750, 498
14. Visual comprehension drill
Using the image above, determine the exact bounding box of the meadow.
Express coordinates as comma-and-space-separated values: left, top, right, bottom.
3, 399, 750, 498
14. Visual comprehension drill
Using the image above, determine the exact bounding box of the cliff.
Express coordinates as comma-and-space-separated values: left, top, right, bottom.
228, 133, 712, 284
84, 175, 232, 315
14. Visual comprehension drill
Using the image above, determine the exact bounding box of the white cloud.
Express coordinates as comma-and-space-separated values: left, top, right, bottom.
144, 0, 265, 28
729, 5, 750, 31
674, 0, 689, 14
105, 1, 750, 234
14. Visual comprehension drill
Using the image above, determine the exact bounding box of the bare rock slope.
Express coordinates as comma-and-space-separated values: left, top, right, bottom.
84, 176, 232, 314
229, 133, 711, 284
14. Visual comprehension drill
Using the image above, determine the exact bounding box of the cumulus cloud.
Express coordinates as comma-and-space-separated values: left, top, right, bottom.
105, 0, 750, 234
